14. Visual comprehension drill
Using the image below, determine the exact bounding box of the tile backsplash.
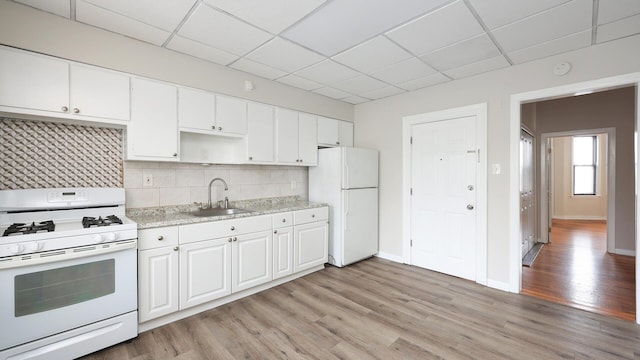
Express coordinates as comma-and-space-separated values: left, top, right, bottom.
124, 161, 308, 208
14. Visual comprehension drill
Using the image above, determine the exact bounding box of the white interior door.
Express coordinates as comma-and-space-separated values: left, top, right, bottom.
410, 116, 477, 280
342, 188, 379, 265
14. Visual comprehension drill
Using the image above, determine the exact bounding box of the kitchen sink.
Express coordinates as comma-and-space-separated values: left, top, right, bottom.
190, 207, 254, 217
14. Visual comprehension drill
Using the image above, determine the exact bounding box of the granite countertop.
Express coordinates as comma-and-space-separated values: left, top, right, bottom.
127, 196, 327, 229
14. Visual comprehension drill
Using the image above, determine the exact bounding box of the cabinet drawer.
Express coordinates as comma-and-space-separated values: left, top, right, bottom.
272, 212, 293, 228
179, 215, 272, 244
294, 207, 328, 225
139, 226, 179, 250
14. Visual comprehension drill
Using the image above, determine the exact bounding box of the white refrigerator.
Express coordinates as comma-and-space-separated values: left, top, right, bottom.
309, 147, 379, 267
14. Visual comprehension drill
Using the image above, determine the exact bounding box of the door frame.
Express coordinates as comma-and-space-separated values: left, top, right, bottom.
508, 72, 640, 324
402, 103, 488, 285
539, 129, 616, 253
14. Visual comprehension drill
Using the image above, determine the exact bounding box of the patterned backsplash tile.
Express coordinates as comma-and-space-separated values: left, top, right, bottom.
0, 118, 123, 189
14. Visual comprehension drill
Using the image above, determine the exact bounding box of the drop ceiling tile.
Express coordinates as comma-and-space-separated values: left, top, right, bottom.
230, 58, 287, 80
203, 0, 326, 34
467, 0, 570, 29
313, 87, 352, 99
76, 1, 171, 46
386, 1, 484, 56
369, 57, 436, 84
277, 74, 323, 91
281, 0, 451, 56
491, 0, 592, 52
597, 0, 640, 25
342, 96, 370, 104
332, 75, 388, 95
597, 13, 640, 43
15, 0, 70, 18
508, 30, 591, 64
167, 36, 239, 65
361, 86, 406, 100
294, 60, 360, 85
420, 34, 500, 71
245, 37, 324, 73
80, 0, 196, 31
178, 3, 273, 56
397, 73, 450, 91
332, 36, 413, 74
443, 56, 510, 79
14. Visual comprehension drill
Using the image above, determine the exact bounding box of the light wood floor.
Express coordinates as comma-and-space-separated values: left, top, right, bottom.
82, 257, 640, 359
522, 219, 635, 321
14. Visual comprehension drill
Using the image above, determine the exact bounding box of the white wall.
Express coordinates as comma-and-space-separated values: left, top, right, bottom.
354, 34, 640, 285
0, 0, 353, 122
552, 135, 608, 220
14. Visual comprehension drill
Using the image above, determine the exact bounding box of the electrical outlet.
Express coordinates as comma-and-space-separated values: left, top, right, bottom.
290, 180, 297, 190
144, 174, 153, 187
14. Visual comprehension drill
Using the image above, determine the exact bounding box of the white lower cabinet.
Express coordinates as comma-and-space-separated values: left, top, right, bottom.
138, 207, 327, 324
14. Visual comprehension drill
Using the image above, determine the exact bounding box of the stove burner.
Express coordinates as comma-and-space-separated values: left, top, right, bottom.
82, 215, 123, 228
3, 221, 55, 236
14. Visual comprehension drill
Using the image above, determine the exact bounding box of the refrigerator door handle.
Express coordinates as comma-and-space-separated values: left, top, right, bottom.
344, 191, 349, 230
344, 159, 349, 189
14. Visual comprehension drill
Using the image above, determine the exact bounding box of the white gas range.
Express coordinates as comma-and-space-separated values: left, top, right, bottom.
0, 188, 138, 360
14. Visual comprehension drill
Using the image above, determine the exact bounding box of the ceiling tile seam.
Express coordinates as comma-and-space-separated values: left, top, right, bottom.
591, 0, 599, 45
379, 34, 445, 75
276, 0, 336, 36
74, 1, 175, 35
70, 0, 76, 21
462, 0, 514, 66
161, 0, 203, 48
200, 2, 278, 36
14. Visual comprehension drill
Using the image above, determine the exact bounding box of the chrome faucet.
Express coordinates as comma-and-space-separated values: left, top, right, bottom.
207, 178, 229, 209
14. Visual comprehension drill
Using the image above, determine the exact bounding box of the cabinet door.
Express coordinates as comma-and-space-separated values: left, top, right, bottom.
298, 113, 318, 165
339, 121, 354, 147
178, 87, 216, 132
216, 95, 247, 135
180, 238, 232, 310
273, 226, 293, 280
276, 108, 299, 164
0, 47, 69, 113
70, 65, 130, 121
129, 78, 178, 160
247, 102, 275, 163
294, 222, 328, 273
317, 116, 339, 146
139, 247, 179, 322
232, 230, 273, 292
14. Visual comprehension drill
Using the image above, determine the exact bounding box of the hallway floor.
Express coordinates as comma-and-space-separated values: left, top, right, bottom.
522, 219, 636, 321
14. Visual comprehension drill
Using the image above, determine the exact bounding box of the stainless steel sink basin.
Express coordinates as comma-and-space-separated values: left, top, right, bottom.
190, 207, 253, 217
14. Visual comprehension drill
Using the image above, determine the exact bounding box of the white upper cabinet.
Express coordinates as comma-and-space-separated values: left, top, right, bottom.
0, 47, 69, 114
216, 95, 247, 135
246, 102, 275, 163
0, 46, 130, 122
276, 109, 318, 166
128, 78, 179, 161
70, 64, 130, 121
317, 116, 353, 147
178, 87, 216, 132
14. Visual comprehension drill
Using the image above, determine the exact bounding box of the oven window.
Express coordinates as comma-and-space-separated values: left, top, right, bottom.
14, 259, 115, 317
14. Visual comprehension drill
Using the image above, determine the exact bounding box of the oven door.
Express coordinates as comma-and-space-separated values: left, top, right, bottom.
0, 245, 137, 351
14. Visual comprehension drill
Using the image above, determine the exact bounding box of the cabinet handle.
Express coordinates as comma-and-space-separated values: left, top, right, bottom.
173, 153, 178, 157
157, 235, 164, 241
336, 141, 340, 145
274, 230, 278, 234
228, 237, 232, 242
73, 108, 80, 114
249, 156, 253, 160
282, 219, 286, 223
218, 126, 222, 131
311, 214, 315, 218
61, 106, 68, 112
233, 237, 238, 242
230, 226, 235, 231
173, 246, 179, 251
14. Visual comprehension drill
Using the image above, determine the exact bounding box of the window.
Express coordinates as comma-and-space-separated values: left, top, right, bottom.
572, 136, 597, 195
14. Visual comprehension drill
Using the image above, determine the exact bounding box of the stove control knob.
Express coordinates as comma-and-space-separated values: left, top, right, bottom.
105, 232, 119, 242
93, 234, 105, 243
9, 244, 24, 255
28, 242, 42, 251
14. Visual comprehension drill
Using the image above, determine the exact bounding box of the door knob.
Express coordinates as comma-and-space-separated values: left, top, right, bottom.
467, 185, 474, 191
467, 204, 474, 210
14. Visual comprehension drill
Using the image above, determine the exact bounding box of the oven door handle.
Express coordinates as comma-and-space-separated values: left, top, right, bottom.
0, 240, 137, 270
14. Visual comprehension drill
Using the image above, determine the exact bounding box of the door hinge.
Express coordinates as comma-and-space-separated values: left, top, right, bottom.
549, 227, 552, 233
410, 136, 413, 144
548, 148, 552, 154
410, 239, 413, 247
410, 188, 413, 195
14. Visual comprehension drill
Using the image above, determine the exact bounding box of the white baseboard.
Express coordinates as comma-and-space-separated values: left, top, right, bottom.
552, 216, 607, 221
375, 251, 404, 263
487, 279, 511, 292
615, 248, 636, 256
